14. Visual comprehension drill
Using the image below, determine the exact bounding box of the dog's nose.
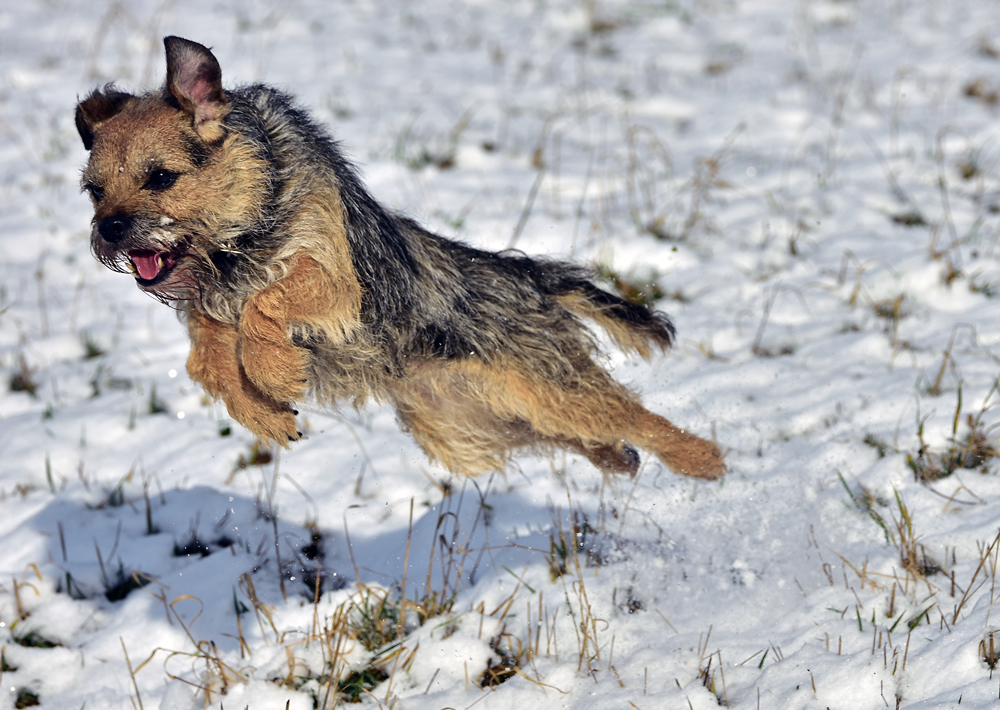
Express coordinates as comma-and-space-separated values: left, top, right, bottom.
98, 215, 131, 243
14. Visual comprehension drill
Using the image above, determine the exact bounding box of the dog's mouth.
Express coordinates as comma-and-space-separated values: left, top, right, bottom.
126, 248, 184, 285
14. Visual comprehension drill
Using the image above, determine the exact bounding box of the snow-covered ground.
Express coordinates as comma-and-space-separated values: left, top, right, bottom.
4, 0, 1000, 707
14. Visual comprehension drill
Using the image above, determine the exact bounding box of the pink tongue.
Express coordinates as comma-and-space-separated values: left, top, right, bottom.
131, 252, 161, 280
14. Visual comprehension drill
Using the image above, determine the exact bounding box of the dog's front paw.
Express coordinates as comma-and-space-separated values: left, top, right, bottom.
240, 336, 309, 403
251, 406, 302, 448
222, 380, 300, 448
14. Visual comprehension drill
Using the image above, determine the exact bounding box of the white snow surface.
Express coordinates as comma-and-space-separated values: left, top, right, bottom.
3, 1, 1000, 708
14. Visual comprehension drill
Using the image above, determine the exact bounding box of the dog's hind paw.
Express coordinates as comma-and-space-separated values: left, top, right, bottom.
672, 439, 726, 480
582, 442, 641, 476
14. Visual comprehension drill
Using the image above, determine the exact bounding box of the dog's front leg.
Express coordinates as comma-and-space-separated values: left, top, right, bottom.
186, 309, 300, 446
239, 253, 360, 404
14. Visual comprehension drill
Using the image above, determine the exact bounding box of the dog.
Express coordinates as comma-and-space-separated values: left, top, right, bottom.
75, 37, 724, 480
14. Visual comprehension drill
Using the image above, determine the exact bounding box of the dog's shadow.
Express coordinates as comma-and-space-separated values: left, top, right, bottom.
20, 475, 570, 653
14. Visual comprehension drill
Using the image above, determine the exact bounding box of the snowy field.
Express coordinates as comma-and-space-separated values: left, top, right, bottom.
4, 0, 1000, 707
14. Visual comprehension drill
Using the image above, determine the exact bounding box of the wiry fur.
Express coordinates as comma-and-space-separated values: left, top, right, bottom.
76, 37, 725, 480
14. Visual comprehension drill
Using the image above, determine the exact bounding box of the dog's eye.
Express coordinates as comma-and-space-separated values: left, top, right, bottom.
144, 169, 179, 191
84, 183, 105, 202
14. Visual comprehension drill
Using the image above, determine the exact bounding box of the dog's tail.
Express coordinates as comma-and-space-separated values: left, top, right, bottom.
555, 280, 676, 358
529, 259, 676, 359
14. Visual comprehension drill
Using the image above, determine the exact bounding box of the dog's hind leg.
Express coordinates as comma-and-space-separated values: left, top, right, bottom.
393, 371, 640, 476
393, 380, 535, 476
453, 359, 724, 480
393, 359, 722, 478
398, 397, 642, 477
390, 365, 536, 475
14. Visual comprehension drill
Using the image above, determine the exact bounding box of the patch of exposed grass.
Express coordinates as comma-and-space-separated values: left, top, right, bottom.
148, 383, 167, 414
863, 434, 896, 459
9, 355, 37, 397
234, 440, 273, 470
964, 77, 999, 106
907, 383, 1000, 482
890, 210, 927, 227
838, 471, 892, 543
14, 689, 40, 709
338, 666, 390, 702
868, 294, 908, 342
11, 628, 59, 649
479, 627, 526, 688
548, 507, 599, 580
173, 534, 211, 558
980, 631, 1000, 670
350, 585, 402, 653
841, 476, 940, 582
81, 331, 105, 359
102, 560, 154, 603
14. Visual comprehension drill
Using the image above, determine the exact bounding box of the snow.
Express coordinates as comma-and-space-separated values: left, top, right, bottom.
4, 0, 1000, 707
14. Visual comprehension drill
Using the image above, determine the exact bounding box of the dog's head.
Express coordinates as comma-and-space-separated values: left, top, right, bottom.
77, 37, 264, 302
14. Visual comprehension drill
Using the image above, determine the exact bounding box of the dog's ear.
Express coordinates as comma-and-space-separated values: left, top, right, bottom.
76, 87, 134, 151
164, 36, 228, 143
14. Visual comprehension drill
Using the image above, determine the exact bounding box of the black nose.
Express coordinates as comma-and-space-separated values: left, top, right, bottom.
98, 215, 131, 243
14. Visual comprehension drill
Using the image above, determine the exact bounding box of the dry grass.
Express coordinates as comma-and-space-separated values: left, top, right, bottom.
906, 382, 1000, 482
